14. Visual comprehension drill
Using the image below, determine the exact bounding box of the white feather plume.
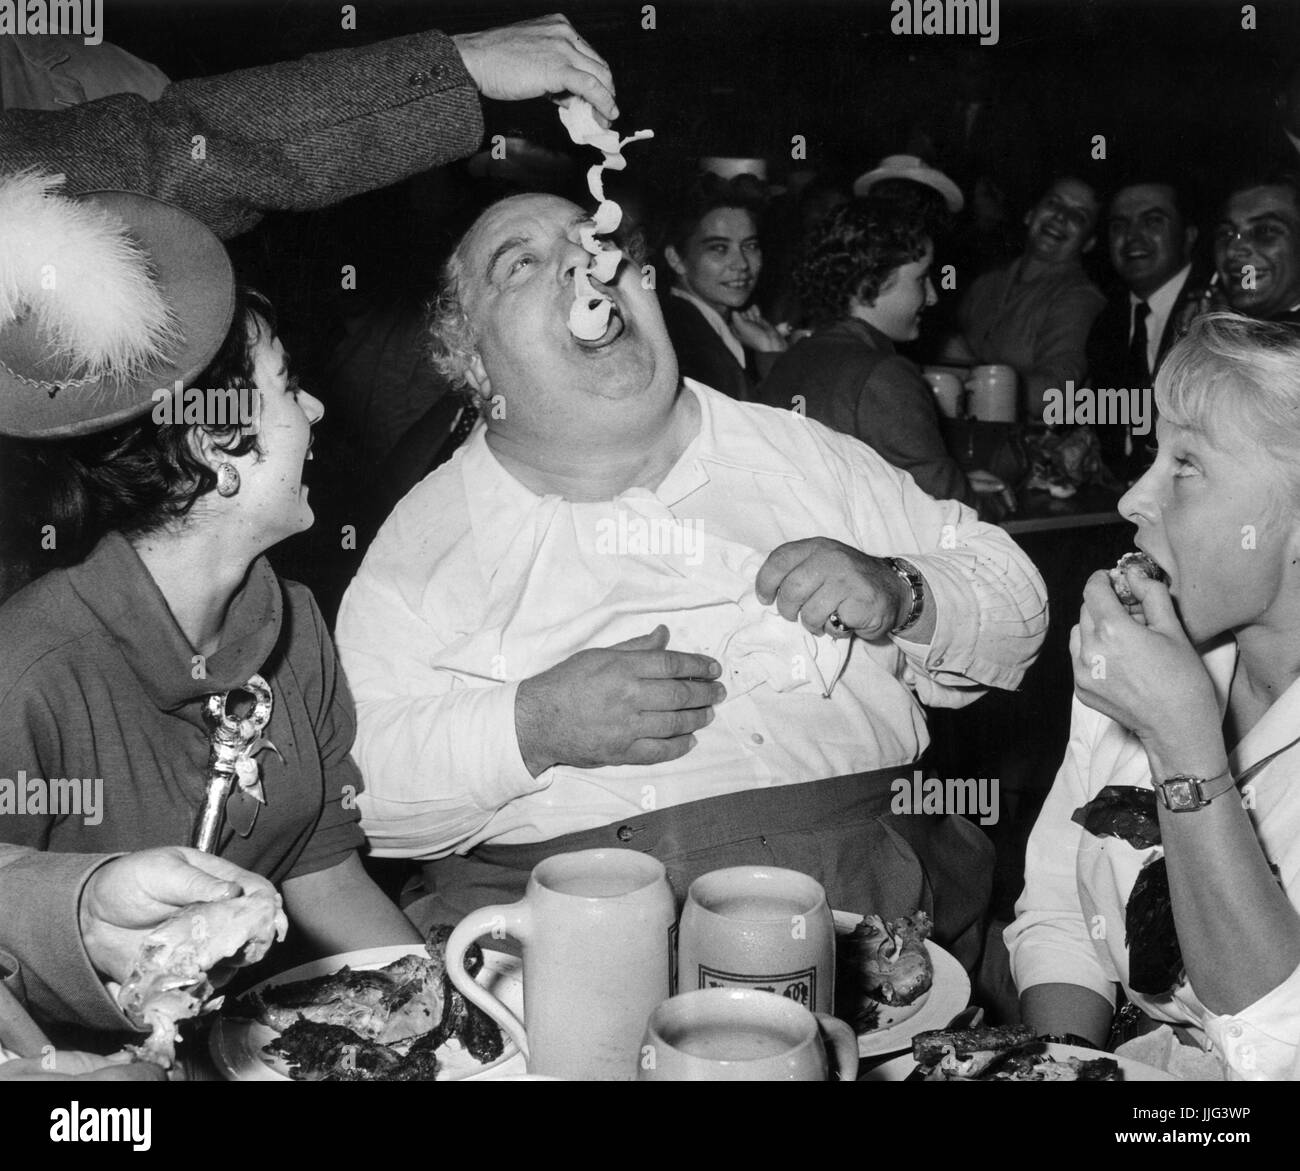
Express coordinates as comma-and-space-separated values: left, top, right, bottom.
0, 169, 181, 383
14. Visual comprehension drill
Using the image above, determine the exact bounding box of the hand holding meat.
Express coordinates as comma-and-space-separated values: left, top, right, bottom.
514, 625, 725, 776
116, 889, 287, 1068
452, 14, 618, 120
1072, 570, 1220, 767
756, 538, 909, 639
79, 847, 282, 987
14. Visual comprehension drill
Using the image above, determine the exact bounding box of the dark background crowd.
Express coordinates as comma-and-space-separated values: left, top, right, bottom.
47, 0, 1289, 608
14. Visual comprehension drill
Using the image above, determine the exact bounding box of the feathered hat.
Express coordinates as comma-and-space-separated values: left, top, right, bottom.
0, 170, 234, 439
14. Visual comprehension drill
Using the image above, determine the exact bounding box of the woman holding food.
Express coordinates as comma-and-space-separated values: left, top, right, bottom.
0, 175, 419, 1037
1006, 313, 1300, 1080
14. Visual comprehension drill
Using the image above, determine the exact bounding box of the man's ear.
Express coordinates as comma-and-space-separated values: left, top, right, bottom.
1083, 232, 1096, 254
664, 244, 688, 280
1183, 223, 1199, 258
464, 352, 492, 400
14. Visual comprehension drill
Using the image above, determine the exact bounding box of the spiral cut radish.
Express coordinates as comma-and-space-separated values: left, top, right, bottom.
558, 97, 653, 340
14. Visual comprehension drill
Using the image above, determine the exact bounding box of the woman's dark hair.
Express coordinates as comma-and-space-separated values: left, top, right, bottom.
793, 197, 930, 329
659, 172, 770, 257
0, 286, 275, 591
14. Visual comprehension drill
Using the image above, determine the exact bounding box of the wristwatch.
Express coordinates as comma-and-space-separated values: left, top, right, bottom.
1153, 771, 1237, 812
885, 557, 926, 636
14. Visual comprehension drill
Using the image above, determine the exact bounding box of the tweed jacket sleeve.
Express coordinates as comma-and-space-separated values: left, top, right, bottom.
0, 30, 484, 238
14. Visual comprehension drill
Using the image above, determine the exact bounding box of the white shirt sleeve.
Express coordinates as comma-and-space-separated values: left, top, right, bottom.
336, 550, 548, 859
1005, 696, 1118, 1007
825, 430, 1049, 701
1202, 960, 1300, 1080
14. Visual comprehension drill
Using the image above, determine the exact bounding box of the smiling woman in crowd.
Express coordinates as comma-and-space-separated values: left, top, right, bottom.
1007, 313, 1300, 1080
757, 197, 1007, 510
948, 176, 1107, 418
659, 174, 788, 400
0, 178, 419, 1040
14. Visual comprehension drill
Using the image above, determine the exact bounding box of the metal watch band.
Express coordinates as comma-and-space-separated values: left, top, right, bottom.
886, 557, 925, 635
1155, 770, 1237, 812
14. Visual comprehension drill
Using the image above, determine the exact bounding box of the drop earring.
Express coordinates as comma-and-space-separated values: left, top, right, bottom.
216, 462, 241, 497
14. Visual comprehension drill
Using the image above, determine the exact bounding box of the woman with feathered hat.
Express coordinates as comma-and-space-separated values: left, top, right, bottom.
0, 171, 421, 1062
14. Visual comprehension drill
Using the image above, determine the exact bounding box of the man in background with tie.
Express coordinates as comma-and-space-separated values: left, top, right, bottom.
1085, 179, 1204, 483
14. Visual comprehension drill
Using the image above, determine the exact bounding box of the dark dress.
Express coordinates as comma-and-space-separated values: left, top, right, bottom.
757, 317, 974, 505
661, 292, 758, 401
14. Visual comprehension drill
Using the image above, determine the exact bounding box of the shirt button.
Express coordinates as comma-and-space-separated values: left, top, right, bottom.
616, 825, 634, 843
750, 733, 764, 745
1227, 1023, 1244, 1039
408, 69, 432, 86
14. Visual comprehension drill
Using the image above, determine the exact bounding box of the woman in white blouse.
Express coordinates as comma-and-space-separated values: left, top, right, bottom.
1007, 312, 1300, 1080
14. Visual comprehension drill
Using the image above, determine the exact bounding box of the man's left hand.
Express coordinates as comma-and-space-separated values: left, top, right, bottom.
756, 538, 908, 640
452, 15, 618, 121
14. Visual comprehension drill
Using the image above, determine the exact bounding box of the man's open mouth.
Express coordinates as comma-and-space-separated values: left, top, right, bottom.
573, 302, 627, 350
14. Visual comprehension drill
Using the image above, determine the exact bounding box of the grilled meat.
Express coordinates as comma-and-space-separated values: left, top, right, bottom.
239, 953, 443, 1044
912, 1025, 1124, 1081
1109, 552, 1169, 606
265, 1019, 413, 1082
842, 911, 934, 1007
246, 924, 504, 1079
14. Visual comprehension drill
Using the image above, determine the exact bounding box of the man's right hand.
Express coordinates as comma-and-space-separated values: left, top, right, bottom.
514, 625, 725, 776
79, 848, 280, 986
452, 14, 618, 122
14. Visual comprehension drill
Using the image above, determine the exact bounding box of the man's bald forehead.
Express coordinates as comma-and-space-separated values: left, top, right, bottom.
459, 193, 587, 268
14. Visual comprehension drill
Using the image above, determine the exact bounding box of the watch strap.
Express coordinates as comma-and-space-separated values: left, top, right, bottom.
886, 557, 925, 635
1155, 770, 1237, 811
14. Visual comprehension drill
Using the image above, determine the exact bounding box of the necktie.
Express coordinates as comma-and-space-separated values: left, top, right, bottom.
1125, 301, 1151, 458
448, 400, 480, 449
420, 400, 481, 481
1128, 300, 1151, 388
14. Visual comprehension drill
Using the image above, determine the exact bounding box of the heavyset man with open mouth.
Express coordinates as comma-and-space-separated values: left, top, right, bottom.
335, 192, 1049, 970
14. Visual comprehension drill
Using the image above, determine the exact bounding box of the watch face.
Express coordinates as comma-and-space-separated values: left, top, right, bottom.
1163, 779, 1200, 811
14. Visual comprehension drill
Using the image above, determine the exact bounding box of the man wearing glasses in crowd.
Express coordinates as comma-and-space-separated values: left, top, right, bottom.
1214, 174, 1300, 328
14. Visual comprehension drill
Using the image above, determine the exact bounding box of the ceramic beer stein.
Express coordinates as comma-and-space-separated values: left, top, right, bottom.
638, 987, 859, 1081
677, 866, 836, 1013
444, 848, 675, 1080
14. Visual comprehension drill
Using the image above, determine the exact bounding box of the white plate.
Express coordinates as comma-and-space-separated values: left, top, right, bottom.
833, 910, 971, 1059
209, 944, 526, 1081
861, 1042, 1181, 1082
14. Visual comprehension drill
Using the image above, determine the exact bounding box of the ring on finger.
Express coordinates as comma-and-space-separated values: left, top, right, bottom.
825, 611, 849, 635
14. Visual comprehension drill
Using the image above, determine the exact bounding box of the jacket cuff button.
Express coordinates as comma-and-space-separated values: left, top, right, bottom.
408, 69, 431, 86
616, 825, 634, 842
